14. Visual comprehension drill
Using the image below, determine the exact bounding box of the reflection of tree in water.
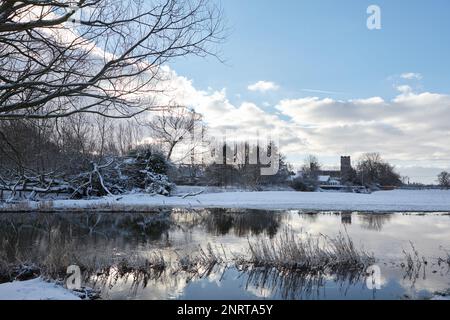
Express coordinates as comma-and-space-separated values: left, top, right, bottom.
114, 211, 173, 241
0, 212, 67, 262
2, 208, 284, 269
202, 209, 283, 238
0, 209, 283, 264
298, 211, 320, 223
358, 213, 392, 231
0, 211, 174, 265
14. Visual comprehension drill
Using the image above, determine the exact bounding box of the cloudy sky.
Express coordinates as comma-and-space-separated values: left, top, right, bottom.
166, 0, 450, 183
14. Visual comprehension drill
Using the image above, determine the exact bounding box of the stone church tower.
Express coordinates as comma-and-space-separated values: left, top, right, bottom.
340, 156, 352, 183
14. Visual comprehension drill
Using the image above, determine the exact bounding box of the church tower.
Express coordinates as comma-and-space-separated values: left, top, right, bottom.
340, 156, 352, 183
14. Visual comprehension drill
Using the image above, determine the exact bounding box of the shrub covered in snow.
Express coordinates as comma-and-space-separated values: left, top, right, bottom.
70, 148, 174, 198
1, 147, 174, 201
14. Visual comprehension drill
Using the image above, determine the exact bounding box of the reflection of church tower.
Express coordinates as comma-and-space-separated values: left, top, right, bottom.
341, 213, 352, 225
340, 156, 352, 183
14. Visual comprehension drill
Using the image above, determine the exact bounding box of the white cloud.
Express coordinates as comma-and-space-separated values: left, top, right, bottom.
395, 85, 413, 95
152, 68, 305, 152
400, 72, 422, 80
275, 91, 450, 165
145, 66, 450, 182
248, 81, 279, 93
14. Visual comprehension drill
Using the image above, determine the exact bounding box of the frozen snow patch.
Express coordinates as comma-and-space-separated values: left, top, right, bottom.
0, 278, 81, 300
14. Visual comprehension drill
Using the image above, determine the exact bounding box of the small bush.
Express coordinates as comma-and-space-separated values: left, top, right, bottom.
290, 177, 317, 192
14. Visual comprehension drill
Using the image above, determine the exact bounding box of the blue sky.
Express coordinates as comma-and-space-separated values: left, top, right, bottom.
167, 0, 450, 183
172, 0, 450, 103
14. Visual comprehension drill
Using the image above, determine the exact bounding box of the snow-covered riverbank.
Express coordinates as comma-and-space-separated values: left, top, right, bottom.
1, 189, 450, 212
0, 278, 80, 300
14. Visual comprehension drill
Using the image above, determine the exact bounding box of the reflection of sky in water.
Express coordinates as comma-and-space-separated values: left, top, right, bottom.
1, 210, 449, 300
283, 213, 450, 260
90, 211, 450, 300
99, 264, 449, 300
165, 212, 450, 262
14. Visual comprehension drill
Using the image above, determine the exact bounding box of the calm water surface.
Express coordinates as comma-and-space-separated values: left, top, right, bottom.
0, 209, 449, 300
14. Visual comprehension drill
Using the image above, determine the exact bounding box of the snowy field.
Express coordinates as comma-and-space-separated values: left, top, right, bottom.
0, 278, 80, 300
2, 189, 450, 212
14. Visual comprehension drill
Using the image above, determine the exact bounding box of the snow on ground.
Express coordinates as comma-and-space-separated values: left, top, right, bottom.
173, 185, 294, 194
0, 278, 80, 300
3, 189, 449, 212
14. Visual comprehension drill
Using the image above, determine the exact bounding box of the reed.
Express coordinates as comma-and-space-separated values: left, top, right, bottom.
240, 228, 375, 274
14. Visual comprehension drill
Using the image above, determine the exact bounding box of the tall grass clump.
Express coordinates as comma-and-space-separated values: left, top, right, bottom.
178, 244, 224, 277
243, 228, 375, 274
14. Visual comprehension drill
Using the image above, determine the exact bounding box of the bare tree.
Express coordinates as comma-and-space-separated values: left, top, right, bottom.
94, 115, 114, 158
357, 153, 402, 187
438, 171, 450, 189
290, 155, 321, 191
114, 119, 142, 155
0, 113, 140, 199
0, 0, 223, 120
302, 155, 321, 174
0, 118, 62, 173
146, 106, 203, 160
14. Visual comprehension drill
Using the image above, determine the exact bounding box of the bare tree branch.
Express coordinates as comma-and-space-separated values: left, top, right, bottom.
145, 106, 204, 160
0, 0, 224, 119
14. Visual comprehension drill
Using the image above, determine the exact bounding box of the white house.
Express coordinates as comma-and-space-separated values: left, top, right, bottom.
318, 175, 340, 186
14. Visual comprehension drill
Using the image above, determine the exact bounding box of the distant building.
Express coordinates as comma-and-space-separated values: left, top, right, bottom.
316, 156, 353, 184
318, 175, 331, 183
340, 156, 353, 183
318, 175, 340, 186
